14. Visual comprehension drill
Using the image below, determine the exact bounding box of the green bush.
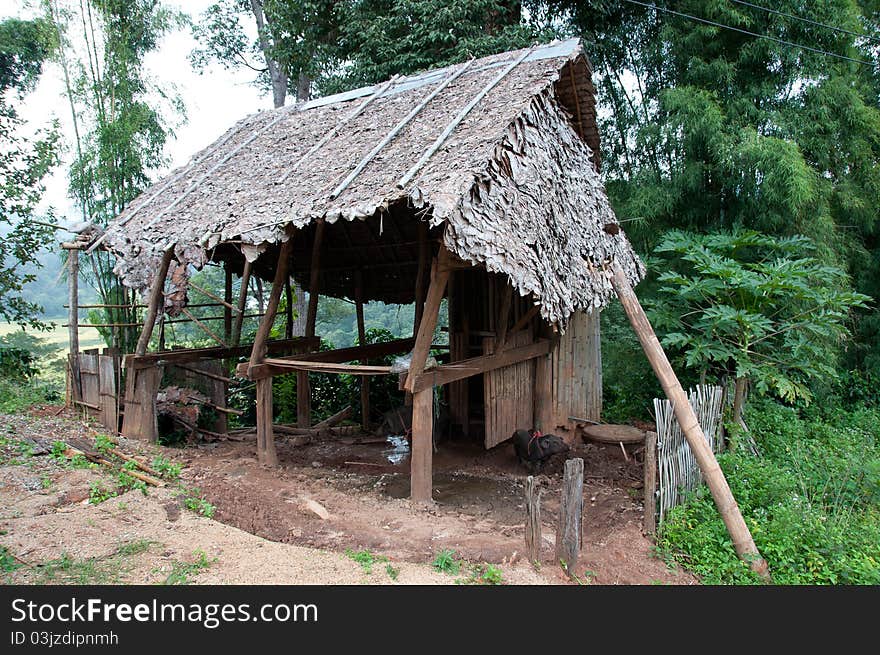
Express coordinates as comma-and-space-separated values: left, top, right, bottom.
657, 399, 880, 585
0, 347, 37, 381
0, 377, 61, 413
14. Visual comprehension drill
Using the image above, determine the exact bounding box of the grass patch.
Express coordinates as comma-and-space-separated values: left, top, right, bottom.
29, 540, 157, 584
456, 563, 504, 585
432, 549, 461, 575
176, 486, 216, 518
345, 548, 387, 574
162, 550, 213, 585
0, 377, 62, 414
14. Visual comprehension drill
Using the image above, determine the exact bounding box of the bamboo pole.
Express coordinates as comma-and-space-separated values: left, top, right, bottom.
607, 260, 771, 582
301, 221, 325, 429
188, 280, 240, 313
305, 219, 325, 337
285, 276, 294, 340
180, 307, 228, 347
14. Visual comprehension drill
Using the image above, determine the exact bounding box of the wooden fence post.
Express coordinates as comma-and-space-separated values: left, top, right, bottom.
525, 475, 542, 567
555, 457, 584, 577
643, 430, 658, 536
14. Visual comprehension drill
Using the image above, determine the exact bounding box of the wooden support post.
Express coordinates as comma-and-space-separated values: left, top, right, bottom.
413, 220, 429, 334
643, 430, 658, 536
224, 267, 233, 343
608, 260, 771, 581
135, 248, 174, 357
534, 353, 554, 433
525, 475, 542, 567
256, 378, 277, 466
248, 240, 292, 466
122, 248, 174, 442
555, 457, 584, 576
305, 218, 325, 337
285, 276, 293, 340
404, 249, 451, 393
410, 387, 433, 503
231, 260, 252, 348
355, 271, 370, 431
64, 243, 82, 404
299, 220, 325, 430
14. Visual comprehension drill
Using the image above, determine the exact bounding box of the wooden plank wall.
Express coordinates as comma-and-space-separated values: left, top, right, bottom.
483, 329, 536, 448
551, 310, 601, 431
446, 268, 543, 447
74, 352, 120, 434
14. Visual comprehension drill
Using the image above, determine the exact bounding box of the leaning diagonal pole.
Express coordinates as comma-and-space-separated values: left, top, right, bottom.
608, 260, 771, 582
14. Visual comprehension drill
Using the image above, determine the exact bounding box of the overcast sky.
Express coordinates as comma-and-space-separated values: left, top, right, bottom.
4, 0, 270, 233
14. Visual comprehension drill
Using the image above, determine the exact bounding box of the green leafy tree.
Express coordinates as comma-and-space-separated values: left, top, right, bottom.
553, 0, 880, 377
648, 230, 871, 428
318, 1, 556, 92
46, 0, 183, 351
0, 17, 60, 328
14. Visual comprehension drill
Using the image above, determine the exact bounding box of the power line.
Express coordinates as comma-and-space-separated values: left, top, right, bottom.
620, 0, 874, 66
729, 0, 880, 45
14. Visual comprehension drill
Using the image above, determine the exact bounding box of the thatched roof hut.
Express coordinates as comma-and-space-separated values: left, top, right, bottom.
99, 38, 643, 328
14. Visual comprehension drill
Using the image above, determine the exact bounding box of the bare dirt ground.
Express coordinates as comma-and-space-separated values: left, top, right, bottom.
0, 405, 697, 585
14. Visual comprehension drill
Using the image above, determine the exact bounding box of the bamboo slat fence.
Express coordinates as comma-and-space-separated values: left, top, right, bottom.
653, 385, 724, 526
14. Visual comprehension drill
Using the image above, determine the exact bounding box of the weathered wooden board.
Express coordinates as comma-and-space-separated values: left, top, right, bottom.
98, 355, 118, 433
79, 353, 100, 419
551, 309, 601, 430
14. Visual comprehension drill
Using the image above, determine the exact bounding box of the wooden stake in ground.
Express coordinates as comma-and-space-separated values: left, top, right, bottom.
643, 430, 658, 536
555, 458, 584, 576
608, 259, 771, 582
63, 242, 82, 404
524, 475, 542, 567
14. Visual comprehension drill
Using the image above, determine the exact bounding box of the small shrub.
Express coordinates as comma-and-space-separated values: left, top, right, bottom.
345, 548, 387, 574
117, 462, 148, 495
151, 455, 182, 481
385, 563, 400, 581
432, 549, 461, 575
177, 486, 216, 518
88, 481, 116, 505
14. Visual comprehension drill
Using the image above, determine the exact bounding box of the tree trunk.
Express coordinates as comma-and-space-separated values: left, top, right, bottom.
249, 0, 288, 109
732, 376, 747, 429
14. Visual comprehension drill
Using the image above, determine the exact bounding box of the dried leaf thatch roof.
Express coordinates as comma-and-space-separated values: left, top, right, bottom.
101, 38, 644, 326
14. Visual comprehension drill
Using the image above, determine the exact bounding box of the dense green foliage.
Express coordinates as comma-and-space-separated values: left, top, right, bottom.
658, 399, 880, 584
0, 17, 59, 328
648, 230, 870, 406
